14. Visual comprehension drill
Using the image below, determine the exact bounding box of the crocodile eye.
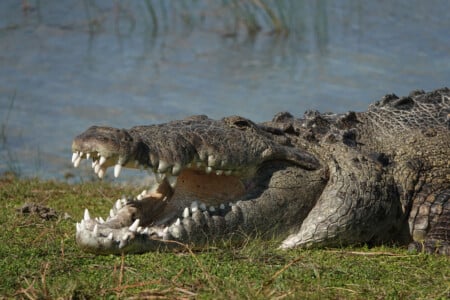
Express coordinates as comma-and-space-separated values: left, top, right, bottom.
233, 120, 252, 128
224, 116, 255, 130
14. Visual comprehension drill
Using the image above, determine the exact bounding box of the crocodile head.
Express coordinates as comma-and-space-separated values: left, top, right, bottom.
71, 115, 326, 254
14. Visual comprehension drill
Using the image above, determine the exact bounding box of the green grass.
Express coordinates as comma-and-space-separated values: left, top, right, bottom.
0, 175, 449, 299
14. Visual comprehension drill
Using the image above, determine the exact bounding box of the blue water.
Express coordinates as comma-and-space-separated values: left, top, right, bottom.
0, 0, 449, 181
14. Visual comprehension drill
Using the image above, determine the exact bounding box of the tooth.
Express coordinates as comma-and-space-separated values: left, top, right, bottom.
175, 218, 181, 226
167, 175, 178, 188
122, 233, 131, 241
220, 204, 225, 210
84, 209, 91, 221
158, 160, 169, 173
190, 201, 199, 212
206, 166, 213, 174
99, 156, 107, 166
163, 227, 169, 233
86, 153, 91, 159
182, 207, 190, 218
80, 220, 86, 230
98, 217, 105, 224
115, 200, 122, 210
92, 160, 98, 169
98, 167, 105, 179
200, 203, 207, 211
140, 190, 147, 196
76, 222, 81, 232
107, 232, 113, 240
72, 152, 79, 163
73, 156, 82, 168
142, 227, 149, 234
172, 163, 181, 175
129, 219, 140, 232
209, 206, 216, 212
136, 194, 143, 200
94, 163, 101, 173
110, 209, 115, 218
208, 155, 216, 167
93, 224, 98, 236
114, 164, 122, 178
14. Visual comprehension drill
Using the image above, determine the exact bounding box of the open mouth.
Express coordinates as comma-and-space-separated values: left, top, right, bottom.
71, 149, 254, 253
70, 118, 322, 254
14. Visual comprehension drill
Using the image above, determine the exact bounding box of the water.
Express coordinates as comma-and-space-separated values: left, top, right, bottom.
0, 0, 449, 181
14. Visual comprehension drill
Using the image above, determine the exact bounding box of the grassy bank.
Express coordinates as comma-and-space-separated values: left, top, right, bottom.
0, 175, 448, 299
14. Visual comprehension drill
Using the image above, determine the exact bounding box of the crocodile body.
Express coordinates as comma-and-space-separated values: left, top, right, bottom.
71, 88, 450, 255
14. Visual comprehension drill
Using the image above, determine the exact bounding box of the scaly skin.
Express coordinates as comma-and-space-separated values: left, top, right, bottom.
72, 88, 450, 255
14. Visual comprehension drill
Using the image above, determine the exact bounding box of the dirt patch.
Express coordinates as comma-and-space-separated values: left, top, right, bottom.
17, 202, 58, 220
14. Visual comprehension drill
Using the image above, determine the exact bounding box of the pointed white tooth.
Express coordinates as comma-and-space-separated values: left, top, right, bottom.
172, 163, 181, 175
94, 163, 101, 173
98, 167, 106, 179
215, 170, 223, 176
175, 218, 181, 226
158, 160, 169, 173
72, 152, 79, 163
208, 155, 215, 167
115, 199, 122, 210
137, 226, 143, 233
107, 232, 113, 240
190, 201, 199, 212
206, 166, 213, 174
136, 194, 143, 200
122, 232, 131, 241
99, 156, 107, 166
93, 224, 98, 236
99, 217, 105, 224
110, 209, 115, 218
76, 222, 81, 232
80, 220, 86, 230
84, 209, 91, 221
163, 227, 169, 233
220, 204, 225, 210
167, 175, 178, 188
129, 219, 140, 232
182, 207, 190, 218
86, 153, 91, 159
114, 164, 122, 178
209, 206, 216, 212
140, 190, 147, 196
142, 227, 149, 234
200, 203, 207, 211
92, 160, 98, 169
73, 156, 82, 168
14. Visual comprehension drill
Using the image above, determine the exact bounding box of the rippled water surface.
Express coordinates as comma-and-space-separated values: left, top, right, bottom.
0, 0, 449, 180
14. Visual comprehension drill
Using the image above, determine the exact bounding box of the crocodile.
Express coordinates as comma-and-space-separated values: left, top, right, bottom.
71, 88, 450, 255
